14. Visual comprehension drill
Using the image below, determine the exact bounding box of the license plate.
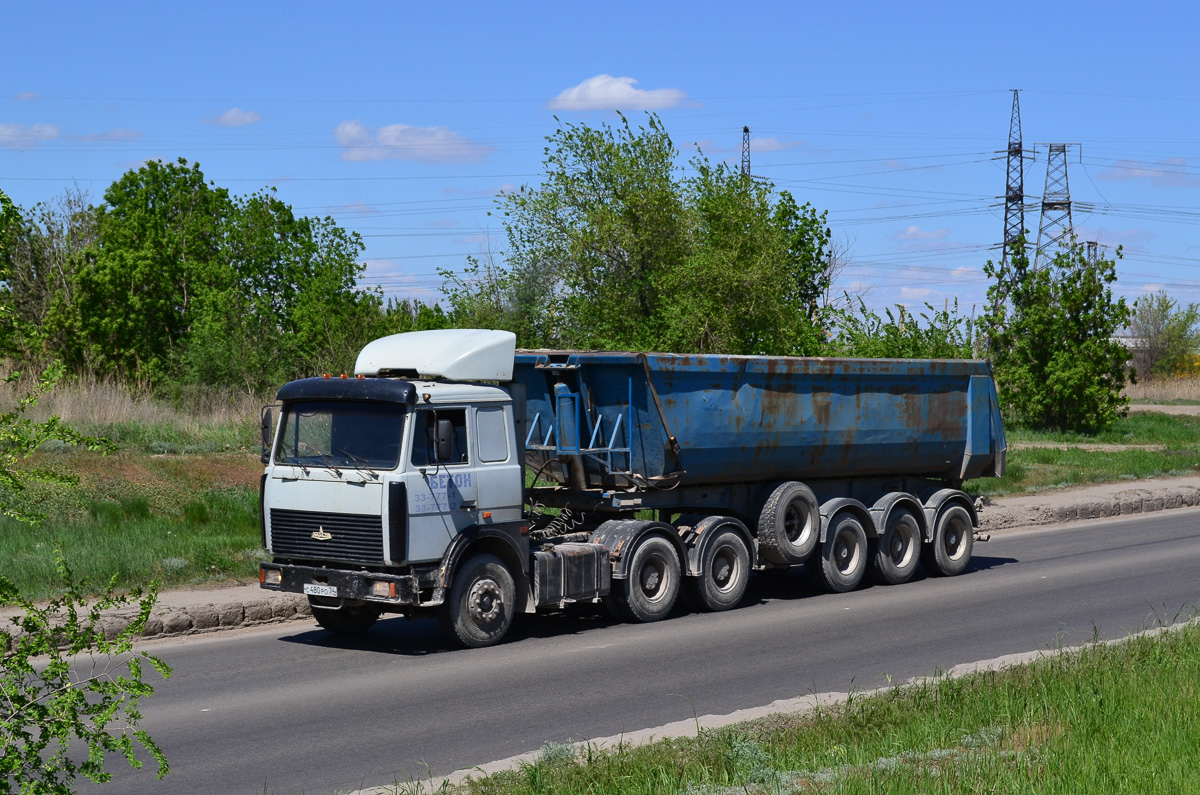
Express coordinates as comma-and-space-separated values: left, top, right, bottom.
303, 583, 337, 598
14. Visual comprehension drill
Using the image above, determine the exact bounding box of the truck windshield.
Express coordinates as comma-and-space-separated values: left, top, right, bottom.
275, 401, 405, 469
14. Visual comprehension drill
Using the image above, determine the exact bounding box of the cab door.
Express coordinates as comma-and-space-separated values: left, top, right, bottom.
400, 407, 480, 563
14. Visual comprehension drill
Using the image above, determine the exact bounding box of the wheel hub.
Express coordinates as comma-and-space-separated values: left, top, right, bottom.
467, 578, 503, 623
641, 564, 662, 594
713, 557, 732, 586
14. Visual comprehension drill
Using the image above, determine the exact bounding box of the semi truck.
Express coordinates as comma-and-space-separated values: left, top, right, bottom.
258, 329, 1006, 648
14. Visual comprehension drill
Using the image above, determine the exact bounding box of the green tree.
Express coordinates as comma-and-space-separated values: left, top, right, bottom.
72, 159, 232, 380
180, 189, 379, 391
1127, 290, 1200, 380
660, 160, 830, 354
0, 187, 96, 365
0, 189, 16, 234
984, 239, 1132, 431
451, 114, 832, 354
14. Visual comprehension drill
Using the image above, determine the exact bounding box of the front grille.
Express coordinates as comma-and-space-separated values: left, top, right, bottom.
269, 509, 384, 564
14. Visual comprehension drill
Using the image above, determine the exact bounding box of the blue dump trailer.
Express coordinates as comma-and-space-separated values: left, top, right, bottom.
259, 330, 1007, 648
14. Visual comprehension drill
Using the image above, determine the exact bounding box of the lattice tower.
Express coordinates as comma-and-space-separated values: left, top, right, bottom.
1001, 90, 1025, 263
741, 126, 751, 176
1034, 143, 1074, 268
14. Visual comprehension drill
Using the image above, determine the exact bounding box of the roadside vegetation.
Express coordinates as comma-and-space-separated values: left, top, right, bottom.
385, 620, 1200, 794
967, 411, 1200, 497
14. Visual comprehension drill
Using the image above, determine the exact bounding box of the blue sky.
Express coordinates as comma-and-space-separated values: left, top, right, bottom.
4, 1, 1199, 317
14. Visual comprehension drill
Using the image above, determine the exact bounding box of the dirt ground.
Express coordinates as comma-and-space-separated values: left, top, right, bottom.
1127, 404, 1200, 415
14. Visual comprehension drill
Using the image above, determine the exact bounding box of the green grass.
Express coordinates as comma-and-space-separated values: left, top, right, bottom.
385, 620, 1200, 794
64, 417, 258, 454
0, 449, 264, 600
1006, 411, 1200, 446
969, 411, 1200, 497
0, 486, 263, 601
966, 445, 1200, 497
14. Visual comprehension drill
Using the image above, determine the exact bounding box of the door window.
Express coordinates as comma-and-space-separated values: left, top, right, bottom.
410, 408, 469, 467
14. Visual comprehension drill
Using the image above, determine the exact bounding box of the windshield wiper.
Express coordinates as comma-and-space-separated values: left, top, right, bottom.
313, 451, 343, 477
336, 447, 379, 481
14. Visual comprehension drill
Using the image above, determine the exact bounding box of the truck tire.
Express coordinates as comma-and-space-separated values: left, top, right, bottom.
872, 508, 921, 585
685, 526, 750, 612
922, 505, 973, 577
757, 481, 821, 565
309, 600, 380, 636
606, 535, 680, 623
809, 512, 869, 593
438, 554, 516, 648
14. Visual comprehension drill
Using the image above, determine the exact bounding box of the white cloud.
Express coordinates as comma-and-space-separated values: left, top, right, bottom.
209, 107, 262, 127
900, 286, 937, 300
894, 225, 949, 241
76, 128, 142, 141
359, 258, 446, 304
327, 202, 380, 216
14, 92, 39, 101
549, 74, 686, 111
950, 267, 977, 281
0, 122, 59, 150
1141, 283, 1165, 293
1097, 157, 1200, 188
335, 120, 492, 163
442, 182, 516, 196
750, 136, 803, 153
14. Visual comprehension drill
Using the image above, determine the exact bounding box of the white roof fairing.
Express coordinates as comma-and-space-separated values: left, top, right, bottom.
354, 329, 517, 381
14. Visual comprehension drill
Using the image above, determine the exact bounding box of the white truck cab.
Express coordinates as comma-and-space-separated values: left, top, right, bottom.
259, 331, 539, 645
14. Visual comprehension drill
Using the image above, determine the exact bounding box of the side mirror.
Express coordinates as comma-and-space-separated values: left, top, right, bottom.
260, 407, 274, 464
434, 419, 454, 463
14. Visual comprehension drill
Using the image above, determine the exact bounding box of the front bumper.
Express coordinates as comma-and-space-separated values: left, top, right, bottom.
259, 562, 423, 607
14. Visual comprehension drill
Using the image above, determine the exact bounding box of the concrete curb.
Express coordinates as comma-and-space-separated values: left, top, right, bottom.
977, 481, 1200, 533
112, 593, 313, 641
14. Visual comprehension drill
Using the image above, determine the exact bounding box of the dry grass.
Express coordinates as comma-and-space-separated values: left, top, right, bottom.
1125, 375, 1200, 404
0, 369, 260, 430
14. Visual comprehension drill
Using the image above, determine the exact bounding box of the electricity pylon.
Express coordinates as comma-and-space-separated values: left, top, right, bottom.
1001, 90, 1025, 264
1034, 143, 1076, 268
741, 126, 751, 176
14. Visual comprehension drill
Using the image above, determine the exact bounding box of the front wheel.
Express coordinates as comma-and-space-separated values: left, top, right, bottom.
438, 554, 516, 648
309, 599, 380, 636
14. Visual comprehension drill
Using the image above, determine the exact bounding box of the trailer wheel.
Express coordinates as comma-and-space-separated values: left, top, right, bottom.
309, 600, 380, 636
438, 553, 516, 648
758, 481, 821, 565
922, 505, 973, 577
809, 512, 869, 593
872, 508, 921, 585
686, 527, 750, 612
607, 535, 680, 623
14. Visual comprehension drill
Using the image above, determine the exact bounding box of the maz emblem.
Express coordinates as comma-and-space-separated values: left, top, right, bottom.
311, 526, 333, 541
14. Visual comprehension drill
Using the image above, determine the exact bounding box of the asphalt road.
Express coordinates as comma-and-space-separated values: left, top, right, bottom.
89, 509, 1200, 794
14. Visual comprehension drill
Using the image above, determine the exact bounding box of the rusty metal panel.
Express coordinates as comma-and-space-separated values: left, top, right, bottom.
512, 351, 1005, 488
